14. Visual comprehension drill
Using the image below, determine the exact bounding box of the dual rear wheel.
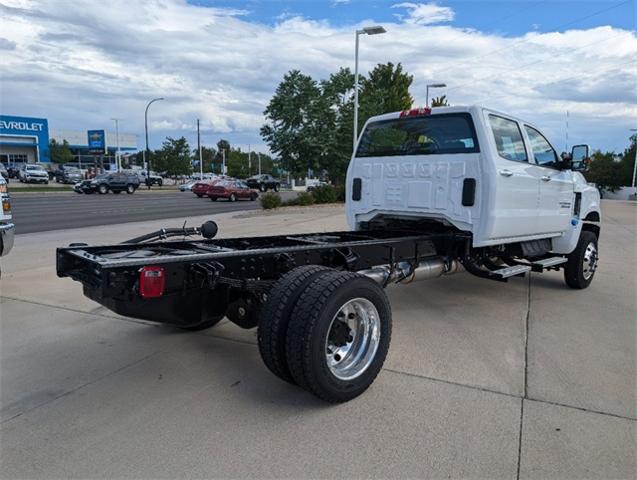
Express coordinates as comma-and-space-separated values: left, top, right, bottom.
257, 266, 392, 402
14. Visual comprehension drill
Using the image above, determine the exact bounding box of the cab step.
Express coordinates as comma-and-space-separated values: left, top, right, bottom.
492, 264, 532, 279
530, 256, 567, 272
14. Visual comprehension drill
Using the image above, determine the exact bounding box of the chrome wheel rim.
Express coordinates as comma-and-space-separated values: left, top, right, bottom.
325, 298, 381, 381
582, 242, 598, 280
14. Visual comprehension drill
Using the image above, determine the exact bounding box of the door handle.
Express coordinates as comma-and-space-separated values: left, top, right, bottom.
541, 175, 551, 182
499, 169, 513, 177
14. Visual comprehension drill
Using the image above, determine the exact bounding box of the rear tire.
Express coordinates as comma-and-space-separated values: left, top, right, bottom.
259, 184, 266, 192
285, 271, 392, 402
229, 193, 236, 202
210, 196, 217, 201
258, 266, 333, 384
564, 230, 598, 289
274, 184, 280, 192
98, 184, 108, 194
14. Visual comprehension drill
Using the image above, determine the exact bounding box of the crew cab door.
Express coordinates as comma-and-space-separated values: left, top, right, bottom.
484, 114, 539, 239
523, 125, 573, 235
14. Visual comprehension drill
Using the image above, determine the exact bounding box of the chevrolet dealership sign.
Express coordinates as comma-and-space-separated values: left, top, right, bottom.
0, 114, 50, 162
87, 129, 106, 154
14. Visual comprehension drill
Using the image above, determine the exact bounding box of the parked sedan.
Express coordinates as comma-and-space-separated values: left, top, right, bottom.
179, 180, 197, 192
207, 180, 258, 202
191, 180, 217, 197
246, 174, 280, 192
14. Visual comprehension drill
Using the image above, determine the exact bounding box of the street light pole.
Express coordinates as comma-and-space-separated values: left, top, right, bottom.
221, 149, 226, 176
353, 25, 386, 152
144, 97, 164, 188
258, 152, 261, 175
630, 129, 637, 195
426, 83, 446, 107
197, 119, 203, 181
111, 118, 121, 172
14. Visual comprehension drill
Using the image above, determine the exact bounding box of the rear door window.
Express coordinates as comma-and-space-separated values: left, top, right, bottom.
355, 113, 479, 158
488, 115, 528, 163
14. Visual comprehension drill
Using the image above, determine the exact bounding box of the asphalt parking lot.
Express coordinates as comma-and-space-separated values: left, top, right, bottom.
10, 189, 297, 234
0, 201, 635, 478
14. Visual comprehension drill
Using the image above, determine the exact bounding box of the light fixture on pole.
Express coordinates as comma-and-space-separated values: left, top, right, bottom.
111, 118, 121, 172
354, 25, 386, 152
426, 83, 446, 107
144, 97, 164, 188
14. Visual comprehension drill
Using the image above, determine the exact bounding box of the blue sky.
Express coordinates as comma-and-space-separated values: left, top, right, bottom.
1, 0, 636, 154
191, 0, 636, 35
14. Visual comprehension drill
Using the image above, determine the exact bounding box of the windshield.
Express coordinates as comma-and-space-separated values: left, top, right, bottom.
356, 113, 479, 158
26, 165, 45, 171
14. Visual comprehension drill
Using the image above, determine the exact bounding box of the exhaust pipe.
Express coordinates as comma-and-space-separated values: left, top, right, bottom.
359, 257, 459, 285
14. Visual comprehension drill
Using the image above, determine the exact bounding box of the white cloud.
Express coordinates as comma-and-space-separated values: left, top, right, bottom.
392, 2, 455, 25
331, 0, 351, 5
0, 0, 635, 153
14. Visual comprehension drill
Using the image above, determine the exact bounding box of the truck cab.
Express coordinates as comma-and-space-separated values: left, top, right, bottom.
346, 105, 600, 256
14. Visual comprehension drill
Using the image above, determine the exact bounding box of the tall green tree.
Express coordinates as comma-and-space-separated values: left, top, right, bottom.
191, 146, 217, 174
155, 137, 192, 177
619, 133, 636, 186
584, 151, 623, 192
49, 139, 74, 164
358, 62, 413, 132
261, 70, 325, 177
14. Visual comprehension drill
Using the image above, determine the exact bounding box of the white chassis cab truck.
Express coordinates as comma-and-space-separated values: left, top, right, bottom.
0, 176, 15, 276
57, 105, 601, 403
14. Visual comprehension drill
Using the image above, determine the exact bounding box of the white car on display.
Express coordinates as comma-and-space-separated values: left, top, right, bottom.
18, 164, 49, 184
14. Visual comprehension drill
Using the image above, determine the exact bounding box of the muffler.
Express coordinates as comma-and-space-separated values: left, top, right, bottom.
359, 257, 459, 285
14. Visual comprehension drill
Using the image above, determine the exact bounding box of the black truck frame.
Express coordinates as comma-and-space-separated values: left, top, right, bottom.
56, 220, 588, 402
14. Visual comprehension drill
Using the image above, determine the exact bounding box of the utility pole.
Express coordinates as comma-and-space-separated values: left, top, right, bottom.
221, 149, 226, 176
197, 119, 203, 180
258, 152, 261, 175
248, 144, 251, 177
111, 118, 121, 172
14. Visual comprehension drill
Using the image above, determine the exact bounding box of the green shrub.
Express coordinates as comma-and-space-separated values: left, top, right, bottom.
311, 185, 338, 204
260, 192, 282, 209
295, 191, 315, 206
281, 193, 313, 207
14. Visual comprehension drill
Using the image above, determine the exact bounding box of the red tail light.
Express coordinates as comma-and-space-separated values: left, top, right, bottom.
400, 107, 431, 118
139, 266, 165, 298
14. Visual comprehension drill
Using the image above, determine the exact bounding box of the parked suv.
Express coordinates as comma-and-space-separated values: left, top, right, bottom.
246, 174, 280, 192
74, 172, 140, 194
55, 165, 83, 184
19, 164, 49, 184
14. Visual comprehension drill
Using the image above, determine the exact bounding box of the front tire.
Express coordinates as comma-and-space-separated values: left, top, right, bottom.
196, 194, 203, 198
126, 184, 135, 194
259, 184, 266, 192
229, 193, 236, 202
285, 271, 392, 402
98, 184, 108, 194
210, 196, 217, 201
274, 183, 280, 192
564, 230, 598, 289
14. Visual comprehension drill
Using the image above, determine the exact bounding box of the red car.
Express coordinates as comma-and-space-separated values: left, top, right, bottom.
191, 180, 217, 197
207, 180, 258, 202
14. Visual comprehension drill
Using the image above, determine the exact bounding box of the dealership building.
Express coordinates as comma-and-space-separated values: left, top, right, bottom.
0, 114, 138, 166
